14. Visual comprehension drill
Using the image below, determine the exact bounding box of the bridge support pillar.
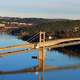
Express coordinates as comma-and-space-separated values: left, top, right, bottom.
39, 31, 45, 62
38, 31, 45, 80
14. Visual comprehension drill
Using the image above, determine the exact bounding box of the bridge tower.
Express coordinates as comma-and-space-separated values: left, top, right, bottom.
39, 31, 45, 62
38, 31, 45, 80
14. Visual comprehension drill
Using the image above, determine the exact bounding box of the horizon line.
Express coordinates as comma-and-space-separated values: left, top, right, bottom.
0, 16, 80, 20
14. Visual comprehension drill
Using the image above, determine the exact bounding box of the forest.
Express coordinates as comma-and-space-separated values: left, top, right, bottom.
0, 17, 80, 40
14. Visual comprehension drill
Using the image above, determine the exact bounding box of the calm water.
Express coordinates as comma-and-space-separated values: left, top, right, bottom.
0, 34, 80, 80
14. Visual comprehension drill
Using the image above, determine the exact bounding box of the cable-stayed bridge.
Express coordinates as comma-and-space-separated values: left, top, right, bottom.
0, 32, 80, 76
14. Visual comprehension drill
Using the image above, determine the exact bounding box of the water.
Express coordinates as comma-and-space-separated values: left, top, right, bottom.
0, 34, 80, 80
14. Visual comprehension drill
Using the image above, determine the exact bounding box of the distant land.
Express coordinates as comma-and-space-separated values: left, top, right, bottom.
0, 16, 80, 41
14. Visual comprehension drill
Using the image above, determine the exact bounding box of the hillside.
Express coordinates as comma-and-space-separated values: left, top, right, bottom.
0, 17, 80, 40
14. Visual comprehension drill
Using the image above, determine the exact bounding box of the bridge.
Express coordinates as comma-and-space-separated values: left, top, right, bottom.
0, 32, 80, 77
0, 32, 80, 56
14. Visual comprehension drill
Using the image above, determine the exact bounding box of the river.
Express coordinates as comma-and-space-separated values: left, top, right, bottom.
0, 34, 80, 80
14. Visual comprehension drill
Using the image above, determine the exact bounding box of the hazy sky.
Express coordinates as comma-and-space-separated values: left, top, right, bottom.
0, 0, 80, 19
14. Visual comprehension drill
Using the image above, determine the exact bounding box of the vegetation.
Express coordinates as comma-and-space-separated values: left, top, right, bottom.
1, 17, 80, 40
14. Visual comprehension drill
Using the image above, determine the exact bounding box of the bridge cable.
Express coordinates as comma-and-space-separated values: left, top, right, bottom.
27, 32, 39, 43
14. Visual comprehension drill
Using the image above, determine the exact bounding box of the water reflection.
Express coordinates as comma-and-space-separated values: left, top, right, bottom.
0, 57, 45, 80
57, 48, 80, 58
1, 56, 80, 80
48, 45, 80, 58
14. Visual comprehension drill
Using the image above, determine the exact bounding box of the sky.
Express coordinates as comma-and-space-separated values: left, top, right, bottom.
0, 0, 80, 19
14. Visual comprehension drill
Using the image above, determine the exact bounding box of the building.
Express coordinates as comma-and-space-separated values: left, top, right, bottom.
0, 23, 5, 27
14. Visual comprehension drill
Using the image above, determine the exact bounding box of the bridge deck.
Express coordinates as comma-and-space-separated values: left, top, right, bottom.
0, 37, 80, 56
0, 43, 35, 50
1, 37, 80, 50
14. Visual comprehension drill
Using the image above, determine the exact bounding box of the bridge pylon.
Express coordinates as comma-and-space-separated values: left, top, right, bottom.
39, 31, 45, 62
38, 31, 45, 80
